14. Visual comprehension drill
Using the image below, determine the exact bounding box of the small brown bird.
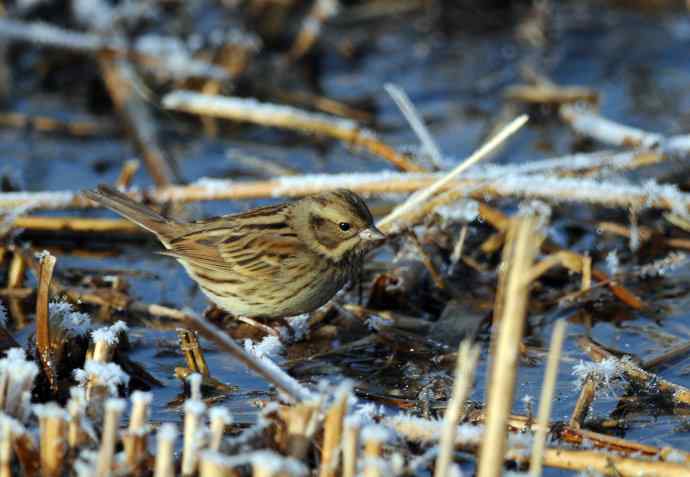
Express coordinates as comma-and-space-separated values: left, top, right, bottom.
84, 185, 385, 319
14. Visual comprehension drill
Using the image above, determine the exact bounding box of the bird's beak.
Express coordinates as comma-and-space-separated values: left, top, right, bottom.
359, 226, 386, 241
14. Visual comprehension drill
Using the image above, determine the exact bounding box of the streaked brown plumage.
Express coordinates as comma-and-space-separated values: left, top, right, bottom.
83, 185, 385, 319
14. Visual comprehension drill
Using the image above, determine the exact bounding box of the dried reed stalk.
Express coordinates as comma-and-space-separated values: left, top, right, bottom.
154, 424, 177, 477
178, 329, 209, 376
36, 403, 67, 477
0, 18, 229, 81
67, 399, 86, 448
477, 216, 539, 477
96, 399, 125, 477
578, 336, 690, 405
282, 400, 319, 459
0, 418, 10, 477
209, 407, 232, 452
377, 114, 529, 231
509, 447, 690, 477
198, 451, 236, 477
184, 312, 313, 402
318, 388, 350, 477
124, 391, 152, 469
162, 91, 425, 173
569, 375, 596, 429
342, 417, 360, 477
433, 340, 481, 477
116, 159, 141, 189
529, 320, 567, 477
35, 252, 57, 392
99, 56, 175, 187
182, 400, 207, 476
12, 217, 141, 234
385, 83, 444, 169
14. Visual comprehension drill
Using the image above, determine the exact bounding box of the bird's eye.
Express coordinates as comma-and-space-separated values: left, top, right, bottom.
339, 222, 351, 232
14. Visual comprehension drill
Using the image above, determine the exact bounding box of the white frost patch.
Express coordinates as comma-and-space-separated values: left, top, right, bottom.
435, 200, 479, 224
605, 250, 620, 276
73, 360, 129, 395
158, 422, 178, 442
0, 347, 39, 420
184, 399, 206, 416
244, 335, 283, 360
637, 252, 688, 278
49, 302, 91, 335
33, 402, 68, 420
250, 450, 308, 477
209, 406, 232, 425
285, 314, 310, 341
572, 358, 625, 396
91, 321, 127, 345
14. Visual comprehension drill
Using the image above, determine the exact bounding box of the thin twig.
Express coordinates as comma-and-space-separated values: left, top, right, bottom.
529, 320, 567, 477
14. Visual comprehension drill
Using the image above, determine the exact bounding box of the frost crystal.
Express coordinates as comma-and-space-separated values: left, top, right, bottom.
637, 252, 688, 278
244, 335, 283, 360
49, 302, 91, 335
435, 200, 480, 224
73, 360, 129, 395
605, 250, 620, 276
91, 321, 127, 345
572, 358, 625, 396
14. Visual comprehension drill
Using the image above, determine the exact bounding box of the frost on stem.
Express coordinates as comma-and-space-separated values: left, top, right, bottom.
73, 361, 129, 396
244, 335, 283, 360
0, 347, 39, 420
49, 302, 91, 336
637, 252, 688, 278
572, 358, 626, 397
605, 250, 620, 276
91, 321, 127, 346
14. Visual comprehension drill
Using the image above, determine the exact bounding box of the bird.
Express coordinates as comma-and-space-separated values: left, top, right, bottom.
83, 185, 385, 320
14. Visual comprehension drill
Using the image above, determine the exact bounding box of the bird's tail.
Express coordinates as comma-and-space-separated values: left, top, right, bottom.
83, 185, 178, 242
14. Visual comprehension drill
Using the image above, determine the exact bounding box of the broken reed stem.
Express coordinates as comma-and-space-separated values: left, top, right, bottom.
477, 216, 539, 477
178, 329, 210, 377
99, 55, 175, 187
449, 224, 469, 273
124, 391, 152, 469
185, 312, 313, 403
36, 252, 57, 392
283, 400, 320, 459
529, 320, 568, 477
342, 417, 361, 477
377, 114, 529, 231
36, 403, 67, 477
0, 418, 10, 477
162, 90, 425, 173
569, 375, 597, 429
115, 159, 141, 189
433, 340, 481, 477
67, 399, 85, 449
5, 166, 690, 214
578, 336, 690, 405
154, 424, 178, 477
361, 426, 389, 477
384, 82, 444, 169
182, 399, 206, 476
13, 216, 142, 234
96, 399, 125, 477
198, 451, 234, 477
209, 407, 232, 452
318, 389, 350, 477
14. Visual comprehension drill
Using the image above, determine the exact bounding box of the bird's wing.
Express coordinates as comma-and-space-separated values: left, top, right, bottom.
216, 232, 306, 280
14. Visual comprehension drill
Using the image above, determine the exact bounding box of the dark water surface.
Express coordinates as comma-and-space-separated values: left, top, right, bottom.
3, 2, 690, 473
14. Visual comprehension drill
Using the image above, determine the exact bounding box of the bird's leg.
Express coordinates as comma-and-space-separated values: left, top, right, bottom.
236, 316, 281, 337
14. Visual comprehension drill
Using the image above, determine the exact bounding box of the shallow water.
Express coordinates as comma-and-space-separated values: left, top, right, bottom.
3, 1, 690, 472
